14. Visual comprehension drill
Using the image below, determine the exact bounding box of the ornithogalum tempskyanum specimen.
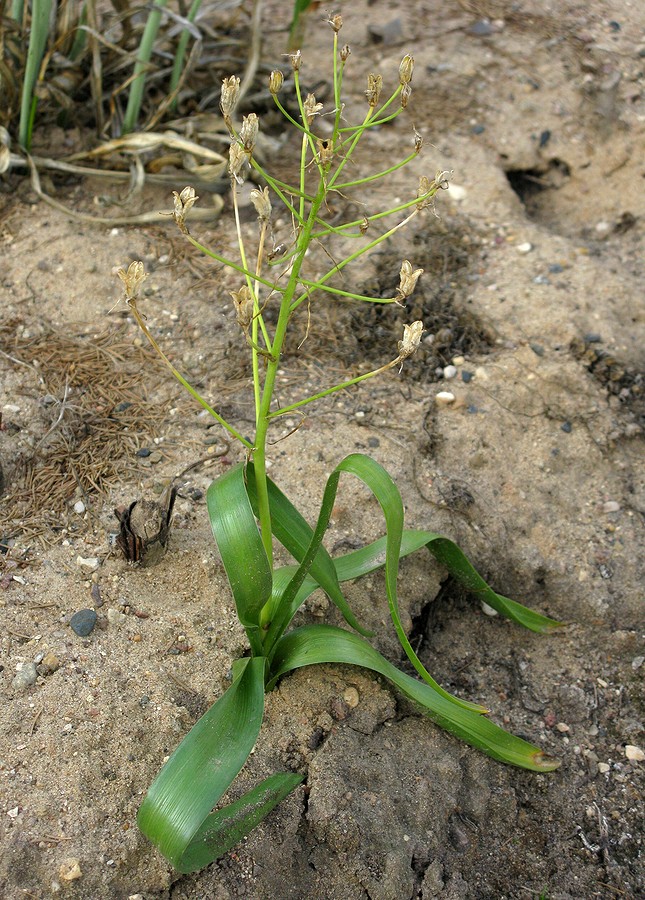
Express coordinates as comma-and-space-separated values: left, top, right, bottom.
118, 16, 562, 874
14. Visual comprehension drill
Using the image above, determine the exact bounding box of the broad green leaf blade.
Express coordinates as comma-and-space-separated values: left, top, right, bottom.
178, 772, 304, 873
332, 529, 563, 633
207, 463, 272, 645
138, 657, 267, 869
245, 463, 369, 638
269, 626, 559, 772
18, 0, 52, 149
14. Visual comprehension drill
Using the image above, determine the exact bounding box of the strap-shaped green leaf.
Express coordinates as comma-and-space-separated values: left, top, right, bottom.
207, 463, 272, 651
138, 657, 303, 872
269, 625, 559, 772
245, 462, 370, 639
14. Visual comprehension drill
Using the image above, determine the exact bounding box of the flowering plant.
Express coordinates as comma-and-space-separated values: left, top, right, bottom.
120, 18, 561, 872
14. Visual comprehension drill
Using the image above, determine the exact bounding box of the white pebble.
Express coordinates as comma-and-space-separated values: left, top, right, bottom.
597, 762, 610, 774
107, 608, 127, 627
3, 403, 21, 413
452, 355, 465, 366
631, 656, 644, 670
517, 242, 533, 254
343, 687, 360, 708
625, 744, 644, 762
435, 391, 455, 407
480, 601, 498, 617
602, 500, 620, 513
76, 556, 100, 571
443, 365, 457, 380
73, 501, 86, 515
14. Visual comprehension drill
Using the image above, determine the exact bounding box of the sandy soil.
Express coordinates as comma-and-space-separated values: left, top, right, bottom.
1, 2, 643, 898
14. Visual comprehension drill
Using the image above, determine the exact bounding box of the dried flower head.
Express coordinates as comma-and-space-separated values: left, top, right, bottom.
399, 54, 414, 85
249, 186, 272, 221
395, 259, 424, 304
416, 175, 433, 210
240, 113, 259, 154
434, 169, 452, 190
414, 128, 423, 154
303, 93, 324, 126
340, 44, 351, 62
360, 216, 370, 235
269, 70, 284, 95
170, 186, 199, 235
401, 83, 412, 108
365, 73, 383, 107
397, 321, 425, 365
229, 141, 248, 184
316, 138, 334, 167
117, 261, 147, 305
288, 50, 302, 71
327, 13, 343, 32
230, 285, 254, 330
220, 76, 240, 134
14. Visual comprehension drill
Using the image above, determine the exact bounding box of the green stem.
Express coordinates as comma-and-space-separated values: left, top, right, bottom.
267, 358, 399, 419
129, 302, 251, 449
334, 150, 418, 191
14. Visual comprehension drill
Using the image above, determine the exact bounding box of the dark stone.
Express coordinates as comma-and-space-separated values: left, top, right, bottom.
70, 608, 97, 637
136, 447, 151, 457
461, 371, 473, 383
561, 421, 572, 433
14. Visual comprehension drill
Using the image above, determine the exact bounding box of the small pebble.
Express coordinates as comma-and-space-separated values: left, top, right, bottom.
481, 601, 499, 617
530, 343, 545, 357
538, 129, 551, 148
603, 500, 620, 513
556, 722, 570, 733
461, 370, 473, 383
631, 656, 644, 670
597, 762, 610, 774
70, 608, 97, 637
443, 365, 457, 380
12, 662, 38, 692
343, 687, 360, 708
452, 355, 465, 366
37, 651, 61, 676
625, 745, 644, 762
107, 608, 127, 627
517, 242, 533, 254
549, 263, 564, 273
561, 421, 572, 433
469, 18, 495, 36
148, 450, 163, 464
533, 274, 551, 285
471, 124, 485, 135
136, 448, 151, 458
584, 333, 602, 343
59, 859, 82, 882
76, 556, 100, 571
435, 391, 455, 407
73, 501, 86, 515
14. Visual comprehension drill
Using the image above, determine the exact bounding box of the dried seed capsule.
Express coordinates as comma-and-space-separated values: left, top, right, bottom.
397, 321, 425, 361
240, 113, 259, 154
288, 50, 302, 71
360, 216, 370, 235
230, 286, 254, 330
399, 54, 414, 85
396, 259, 424, 303
220, 76, 240, 134
401, 83, 412, 108
327, 14, 342, 32
269, 70, 284, 95
365, 74, 383, 107
229, 142, 247, 184
249, 186, 272, 221
340, 44, 351, 62
303, 93, 324, 125
116, 260, 147, 303
169, 186, 199, 235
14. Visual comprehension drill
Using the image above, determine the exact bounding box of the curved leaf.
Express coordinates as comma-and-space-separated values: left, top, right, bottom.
207, 463, 271, 653
269, 625, 559, 772
138, 657, 302, 872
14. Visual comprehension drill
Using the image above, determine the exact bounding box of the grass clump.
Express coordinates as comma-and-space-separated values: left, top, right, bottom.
117, 15, 563, 873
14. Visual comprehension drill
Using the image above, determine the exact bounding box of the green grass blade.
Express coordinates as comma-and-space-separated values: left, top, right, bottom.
269, 625, 559, 772
122, 0, 167, 133
169, 0, 202, 105
207, 463, 272, 652
138, 657, 267, 869
18, 0, 52, 149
